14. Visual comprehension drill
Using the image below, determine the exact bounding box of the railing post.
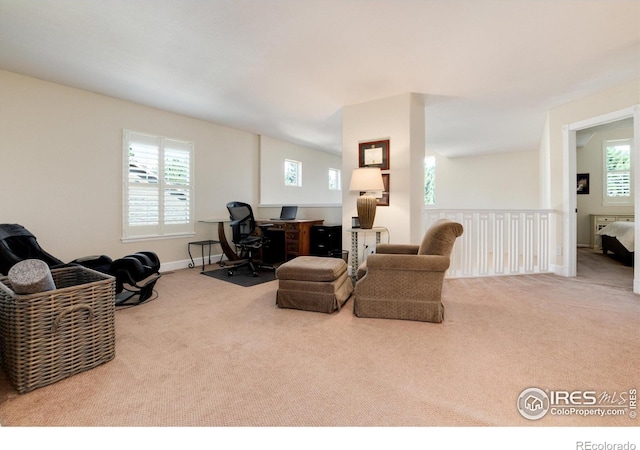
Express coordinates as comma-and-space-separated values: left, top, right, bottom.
524, 212, 535, 273
478, 212, 490, 276
539, 212, 550, 272
494, 212, 505, 275
509, 213, 520, 274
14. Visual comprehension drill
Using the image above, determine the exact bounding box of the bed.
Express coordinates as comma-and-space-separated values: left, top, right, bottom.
595, 221, 634, 266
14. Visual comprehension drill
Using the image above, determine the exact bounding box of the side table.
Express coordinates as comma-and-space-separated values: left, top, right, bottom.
188, 240, 222, 272
347, 227, 386, 282
198, 219, 243, 263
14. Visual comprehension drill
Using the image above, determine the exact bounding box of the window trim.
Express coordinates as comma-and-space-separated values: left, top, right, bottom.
122, 130, 195, 242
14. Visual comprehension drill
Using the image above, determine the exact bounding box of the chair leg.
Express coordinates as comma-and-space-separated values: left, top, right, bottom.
227, 249, 262, 277
256, 261, 275, 272
248, 259, 259, 277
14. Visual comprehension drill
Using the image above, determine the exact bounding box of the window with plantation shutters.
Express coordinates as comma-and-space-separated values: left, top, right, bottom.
603, 139, 632, 206
123, 130, 194, 241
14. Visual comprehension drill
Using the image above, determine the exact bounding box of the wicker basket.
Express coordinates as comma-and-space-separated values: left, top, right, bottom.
0, 265, 116, 393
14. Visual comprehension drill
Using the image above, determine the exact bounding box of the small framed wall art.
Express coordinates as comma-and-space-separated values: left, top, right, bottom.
577, 173, 589, 194
378, 173, 390, 206
359, 139, 389, 170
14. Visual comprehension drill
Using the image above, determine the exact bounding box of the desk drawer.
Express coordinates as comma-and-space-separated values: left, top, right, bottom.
260, 219, 323, 260
285, 231, 299, 242
286, 242, 300, 253
285, 228, 301, 258
285, 223, 300, 231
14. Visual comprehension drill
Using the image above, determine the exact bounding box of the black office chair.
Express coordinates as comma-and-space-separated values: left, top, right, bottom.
225, 201, 274, 277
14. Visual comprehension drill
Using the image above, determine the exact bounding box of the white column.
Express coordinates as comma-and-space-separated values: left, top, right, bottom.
341, 93, 426, 252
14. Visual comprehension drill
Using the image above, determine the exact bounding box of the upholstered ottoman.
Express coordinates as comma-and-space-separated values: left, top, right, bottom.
276, 256, 353, 313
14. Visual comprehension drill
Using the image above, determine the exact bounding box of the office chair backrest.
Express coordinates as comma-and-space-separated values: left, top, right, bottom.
226, 201, 256, 244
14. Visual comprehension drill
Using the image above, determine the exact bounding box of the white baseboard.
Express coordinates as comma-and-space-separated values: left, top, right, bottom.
551, 263, 570, 277
159, 259, 191, 272
160, 252, 226, 273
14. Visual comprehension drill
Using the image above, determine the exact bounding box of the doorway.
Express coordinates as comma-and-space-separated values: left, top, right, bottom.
563, 105, 640, 293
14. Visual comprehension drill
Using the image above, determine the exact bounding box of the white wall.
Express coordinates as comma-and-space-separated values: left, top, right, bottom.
434, 150, 540, 209
0, 70, 340, 268
259, 135, 342, 206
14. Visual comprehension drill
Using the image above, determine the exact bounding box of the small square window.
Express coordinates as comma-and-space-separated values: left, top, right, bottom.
284, 159, 302, 187
328, 168, 341, 190
424, 156, 435, 205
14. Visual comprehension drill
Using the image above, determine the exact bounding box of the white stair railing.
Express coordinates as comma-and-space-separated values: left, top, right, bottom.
425, 209, 554, 278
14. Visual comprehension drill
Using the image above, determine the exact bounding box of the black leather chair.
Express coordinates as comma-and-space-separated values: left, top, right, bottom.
0, 223, 161, 305
0, 224, 64, 275
107, 251, 161, 304
226, 201, 274, 277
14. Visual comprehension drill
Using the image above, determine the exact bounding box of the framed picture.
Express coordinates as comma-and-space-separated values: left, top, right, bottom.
359, 139, 389, 170
361, 173, 389, 206
577, 173, 589, 194
378, 173, 390, 206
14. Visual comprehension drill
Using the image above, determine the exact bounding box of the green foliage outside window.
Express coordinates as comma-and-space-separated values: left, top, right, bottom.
425, 156, 435, 205
285, 159, 301, 187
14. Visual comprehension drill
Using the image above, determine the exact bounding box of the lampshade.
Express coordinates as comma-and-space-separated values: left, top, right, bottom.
350, 167, 384, 229
349, 167, 384, 193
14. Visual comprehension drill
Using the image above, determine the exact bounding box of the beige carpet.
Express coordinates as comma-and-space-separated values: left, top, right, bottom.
0, 252, 638, 428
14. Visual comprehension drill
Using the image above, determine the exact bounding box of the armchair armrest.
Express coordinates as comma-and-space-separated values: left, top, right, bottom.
375, 243, 419, 255
365, 253, 451, 272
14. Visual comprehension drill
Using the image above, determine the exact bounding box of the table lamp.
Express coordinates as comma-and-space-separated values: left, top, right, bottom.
349, 167, 384, 229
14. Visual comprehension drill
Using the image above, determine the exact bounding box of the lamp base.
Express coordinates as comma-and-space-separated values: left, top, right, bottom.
357, 195, 377, 229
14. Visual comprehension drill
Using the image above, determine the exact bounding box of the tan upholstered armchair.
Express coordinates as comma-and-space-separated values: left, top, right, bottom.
353, 219, 463, 323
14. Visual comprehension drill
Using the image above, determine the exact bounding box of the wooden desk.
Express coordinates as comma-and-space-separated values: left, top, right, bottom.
258, 219, 324, 261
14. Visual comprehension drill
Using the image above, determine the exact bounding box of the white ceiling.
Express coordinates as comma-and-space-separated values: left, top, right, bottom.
1, 0, 638, 157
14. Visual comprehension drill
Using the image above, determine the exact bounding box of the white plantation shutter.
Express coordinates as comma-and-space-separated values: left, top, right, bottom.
123, 130, 194, 240
606, 172, 631, 197
163, 142, 191, 225
603, 139, 632, 206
